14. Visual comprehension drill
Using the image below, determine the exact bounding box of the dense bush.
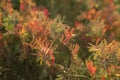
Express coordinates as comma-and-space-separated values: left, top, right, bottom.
0, 0, 120, 80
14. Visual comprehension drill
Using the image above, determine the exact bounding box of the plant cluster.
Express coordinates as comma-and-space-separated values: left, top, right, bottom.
0, 0, 120, 80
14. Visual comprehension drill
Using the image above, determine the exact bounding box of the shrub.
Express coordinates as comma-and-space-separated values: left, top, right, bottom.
0, 0, 120, 80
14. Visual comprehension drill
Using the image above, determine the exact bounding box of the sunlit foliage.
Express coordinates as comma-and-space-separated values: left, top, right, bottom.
0, 0, 120, 80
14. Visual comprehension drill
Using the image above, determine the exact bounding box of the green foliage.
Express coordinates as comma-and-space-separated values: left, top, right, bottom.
88, 40, 120, 79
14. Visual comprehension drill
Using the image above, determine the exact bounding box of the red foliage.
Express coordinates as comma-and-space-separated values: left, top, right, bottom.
86, 61, 97, 76
86, 8, 97, 20
37, 26, 43, 32
42, 8, 49, 17
20, 2, 24, 11
63, 28, 74, 44
27, 21, 38, 32
49, 50, 55, 65
74, 21, 80, 28
101, 75, 105, 80
0, 33, 2, 40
